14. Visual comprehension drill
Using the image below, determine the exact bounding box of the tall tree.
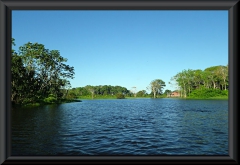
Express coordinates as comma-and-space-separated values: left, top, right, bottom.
216, 65, 228, 90
172, 71, 187, 98
148, 79, 166, 98
11, 40, 75, 104
170, 65, 229, 98
19, 42, 75, 99
192, 69, 203, 89
85, 85, 95, 99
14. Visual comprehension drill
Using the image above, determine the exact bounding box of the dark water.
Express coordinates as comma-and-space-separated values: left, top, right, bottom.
11, 98, 228, 156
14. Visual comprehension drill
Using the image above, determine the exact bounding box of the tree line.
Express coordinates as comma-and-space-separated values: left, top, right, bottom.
11, 39, 228, 105
68, 85, 151, 99
67, 79, 166, 99
68, 85, 130, 99
67, 64, 229, 100
170, 65, 228, 98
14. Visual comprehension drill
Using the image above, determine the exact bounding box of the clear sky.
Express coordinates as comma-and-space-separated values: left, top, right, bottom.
12, 10, 228, 93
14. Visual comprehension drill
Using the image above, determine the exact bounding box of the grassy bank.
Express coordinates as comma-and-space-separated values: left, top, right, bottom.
205, 96, 228, 100
177, 96, 228, 100
125, 97, 150, 99
78, 95, 117, 99
78, 96, 228, 100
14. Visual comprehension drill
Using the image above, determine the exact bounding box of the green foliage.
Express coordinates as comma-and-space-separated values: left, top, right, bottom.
170, 65, 228, 98
11, 38, 75, 105
43, 94, 57, 104
136, 90, 147, 97
69, 85, 131, 99
66, 92, 78, 99
164, 89, 172, 94
22, 103, 41, 107
189, 88, 228, 99
116, 93, 125, 99
148, 79, 166, 98
12, 38, 228, 104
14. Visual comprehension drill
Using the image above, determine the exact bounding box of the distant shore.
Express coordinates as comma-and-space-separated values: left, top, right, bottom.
78, 96, 228, 100
12, 95, 228, 108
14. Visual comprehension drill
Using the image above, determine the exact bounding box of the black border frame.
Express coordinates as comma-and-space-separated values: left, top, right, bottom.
0, 0, 239, 164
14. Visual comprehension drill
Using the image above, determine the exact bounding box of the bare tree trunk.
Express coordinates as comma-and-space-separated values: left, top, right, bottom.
91, 92, 94, 99
213, 81, 216, 89
183, 84, 187, 98
224, 79, 226, 90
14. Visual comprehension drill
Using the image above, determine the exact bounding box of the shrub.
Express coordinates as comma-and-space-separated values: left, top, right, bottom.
189, 88, 228, 98
43, 95, 57, 103
116, 93, 125, 99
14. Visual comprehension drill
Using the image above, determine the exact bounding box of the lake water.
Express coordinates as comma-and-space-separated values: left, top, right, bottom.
11, 98, 228, 156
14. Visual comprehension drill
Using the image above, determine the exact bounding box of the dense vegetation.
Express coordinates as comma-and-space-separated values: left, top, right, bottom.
68, 85, 134, 99
116, 93, 125, 99
11, 39, 228, 106
68, 66, 229, 100
43, 67, 229, 100
170, 66, 228, 99
11, 39, 75, 106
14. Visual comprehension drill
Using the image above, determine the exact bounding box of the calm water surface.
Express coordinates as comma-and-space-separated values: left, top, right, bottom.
12, 98, 228, 155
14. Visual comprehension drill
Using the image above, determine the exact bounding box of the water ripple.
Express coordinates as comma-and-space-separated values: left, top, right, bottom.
12, 99, 228, 155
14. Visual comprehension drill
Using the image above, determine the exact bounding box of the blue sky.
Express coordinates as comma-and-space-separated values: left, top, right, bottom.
12, 10, 228, 93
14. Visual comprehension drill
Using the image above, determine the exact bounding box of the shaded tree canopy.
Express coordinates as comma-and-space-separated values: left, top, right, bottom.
11, 39, 75, 105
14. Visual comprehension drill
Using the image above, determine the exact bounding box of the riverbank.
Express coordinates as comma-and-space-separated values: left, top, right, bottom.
12, 99, 82, 108
186, 96, 228, 100
78, 96, 151, 100
78, 96, 228, 100
14, 95, 228, 107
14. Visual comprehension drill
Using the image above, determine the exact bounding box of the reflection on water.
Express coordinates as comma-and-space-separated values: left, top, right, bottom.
12, 99, 228, 155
